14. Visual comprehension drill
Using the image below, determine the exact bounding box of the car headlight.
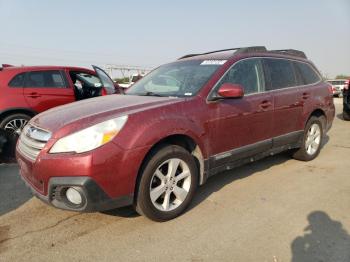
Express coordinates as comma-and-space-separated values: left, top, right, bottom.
50, 116, 128, 154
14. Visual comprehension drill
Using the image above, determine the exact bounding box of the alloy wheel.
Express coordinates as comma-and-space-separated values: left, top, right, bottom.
149, 158, 192, 212
4, 118, 28, 136
305, 123, 321, 155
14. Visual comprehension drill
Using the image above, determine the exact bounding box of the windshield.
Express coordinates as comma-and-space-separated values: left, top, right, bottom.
125, 60, 223, 97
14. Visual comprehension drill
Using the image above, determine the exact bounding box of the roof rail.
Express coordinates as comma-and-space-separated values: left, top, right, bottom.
270, 49, 307, 59
178, 46, 268, 60
234, 46, 267, 55
0, 64, 14, 70
178, 46, 307, 60
178, 47, 241, 60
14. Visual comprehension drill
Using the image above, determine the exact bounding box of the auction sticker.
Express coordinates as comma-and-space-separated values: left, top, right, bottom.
200, 60, 227, 65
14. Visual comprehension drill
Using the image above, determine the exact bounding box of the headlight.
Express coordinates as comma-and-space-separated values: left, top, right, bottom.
50, 116, 128, 154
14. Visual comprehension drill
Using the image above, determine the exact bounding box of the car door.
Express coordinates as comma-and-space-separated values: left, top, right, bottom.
262, 58, 303, 147
92, 65, 120, 94
206, 58, 273, 168
23, 70, 75, 113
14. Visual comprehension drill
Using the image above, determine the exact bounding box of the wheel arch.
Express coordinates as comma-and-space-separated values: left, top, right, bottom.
0, 108, 37, 124
133, 134, 206, 204
306, 108, 327, 129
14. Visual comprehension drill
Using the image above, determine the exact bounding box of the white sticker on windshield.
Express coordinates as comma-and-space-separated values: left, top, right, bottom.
201, 60, 227, 65
184, 93, 192, 96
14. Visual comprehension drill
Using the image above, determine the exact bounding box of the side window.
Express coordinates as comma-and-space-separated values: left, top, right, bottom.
218, 58, 265, 95
295, 62, 320, 85
264, 58, 297, 90
25, 71, 66, 88
8, 73, 25, 87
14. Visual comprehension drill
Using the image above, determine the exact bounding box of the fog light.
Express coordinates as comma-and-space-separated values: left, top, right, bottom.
66, 187, 82, 205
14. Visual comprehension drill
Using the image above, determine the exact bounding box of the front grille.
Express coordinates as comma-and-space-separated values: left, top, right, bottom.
18, 124, 51, 162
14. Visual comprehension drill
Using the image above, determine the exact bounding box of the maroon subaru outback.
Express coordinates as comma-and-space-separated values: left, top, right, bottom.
17, 47, 335, 221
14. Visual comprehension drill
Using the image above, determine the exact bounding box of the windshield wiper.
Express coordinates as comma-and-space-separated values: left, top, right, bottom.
139, 92, 166, 97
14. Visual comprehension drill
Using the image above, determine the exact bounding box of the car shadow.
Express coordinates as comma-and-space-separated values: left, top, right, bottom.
336, 112, 345, 120
101, 206, 140, 218
0, 164, 32, 216
291, 211, 350, 262
188, 152, 291, 211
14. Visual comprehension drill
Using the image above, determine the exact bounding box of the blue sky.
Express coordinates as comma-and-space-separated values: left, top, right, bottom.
0, 0, 349, 78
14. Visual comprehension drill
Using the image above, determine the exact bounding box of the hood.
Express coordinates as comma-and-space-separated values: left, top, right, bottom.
32, 95, 180, 137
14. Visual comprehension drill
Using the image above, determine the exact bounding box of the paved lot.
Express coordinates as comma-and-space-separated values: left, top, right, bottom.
0, 98, 349, 262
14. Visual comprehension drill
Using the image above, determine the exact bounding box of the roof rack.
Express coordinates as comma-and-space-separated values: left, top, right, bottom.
270, 49, 307, 59
178, 46, 307, 60
178, 48, 240, 60
0, 64, 14, 71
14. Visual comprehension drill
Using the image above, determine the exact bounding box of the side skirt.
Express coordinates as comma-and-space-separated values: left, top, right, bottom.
206, 131, 304, 178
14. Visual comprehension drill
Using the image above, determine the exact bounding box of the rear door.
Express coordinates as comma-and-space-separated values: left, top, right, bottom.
263, 58, 303, 146
23, 70, 75, 113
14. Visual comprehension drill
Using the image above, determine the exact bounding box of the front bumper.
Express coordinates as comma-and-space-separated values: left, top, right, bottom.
21, 174, 133, 212
16, 137, 151, 212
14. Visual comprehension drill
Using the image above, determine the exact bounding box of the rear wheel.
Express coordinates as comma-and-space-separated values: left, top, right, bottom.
292, 116, 324, 161
135, 145, 198, 221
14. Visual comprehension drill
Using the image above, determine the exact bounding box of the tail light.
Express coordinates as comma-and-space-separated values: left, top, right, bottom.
101, 87, 107, 96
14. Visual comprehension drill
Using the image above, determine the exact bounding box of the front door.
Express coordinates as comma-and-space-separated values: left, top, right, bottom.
206, 58, 273, 168
23, 70, 75, 113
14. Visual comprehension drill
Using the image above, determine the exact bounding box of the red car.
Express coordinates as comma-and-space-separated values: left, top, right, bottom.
0, 64, 118, 136
16, 47, 335, 221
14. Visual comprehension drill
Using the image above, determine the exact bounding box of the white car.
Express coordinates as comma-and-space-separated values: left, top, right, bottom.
327, 79, 349, 97
118, 73, 145, 89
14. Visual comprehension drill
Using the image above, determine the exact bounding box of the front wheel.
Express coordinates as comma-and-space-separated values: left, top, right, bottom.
292, 116, 324, 161
135, 145, 198, 221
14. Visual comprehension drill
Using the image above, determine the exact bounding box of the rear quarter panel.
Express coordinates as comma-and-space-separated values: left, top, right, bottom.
299, 82, 335, 129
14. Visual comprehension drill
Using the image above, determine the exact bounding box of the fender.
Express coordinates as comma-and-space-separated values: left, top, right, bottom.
114, 113, 209, 158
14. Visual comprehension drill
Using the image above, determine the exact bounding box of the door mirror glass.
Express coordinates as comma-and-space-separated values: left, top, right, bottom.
217, 83, 244, 99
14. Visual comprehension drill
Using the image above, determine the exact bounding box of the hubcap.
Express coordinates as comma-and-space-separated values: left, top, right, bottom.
4, 119, 28, 136
149, 158, 191, 212
305, 123, 321, 155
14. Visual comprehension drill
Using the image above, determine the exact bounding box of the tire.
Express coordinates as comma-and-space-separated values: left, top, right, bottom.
135, 145, 198, 222
292, 116, 324, 161
0, 113, 31, 135
0, 113, 31, 159
343, 110, 350, 121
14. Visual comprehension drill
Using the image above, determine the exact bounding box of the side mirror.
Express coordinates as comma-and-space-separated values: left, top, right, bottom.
217, 83, 244, 99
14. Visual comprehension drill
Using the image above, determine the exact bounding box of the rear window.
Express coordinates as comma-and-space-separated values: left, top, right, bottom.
9, 73, 26, 87
295, 62, 321, 85
264, 58, 297, 90
25, 71, 66, 88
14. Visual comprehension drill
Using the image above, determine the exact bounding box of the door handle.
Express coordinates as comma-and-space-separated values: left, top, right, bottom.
259, 100, 272, 109
302, 92, 310, 99
28, 92, 41, 98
